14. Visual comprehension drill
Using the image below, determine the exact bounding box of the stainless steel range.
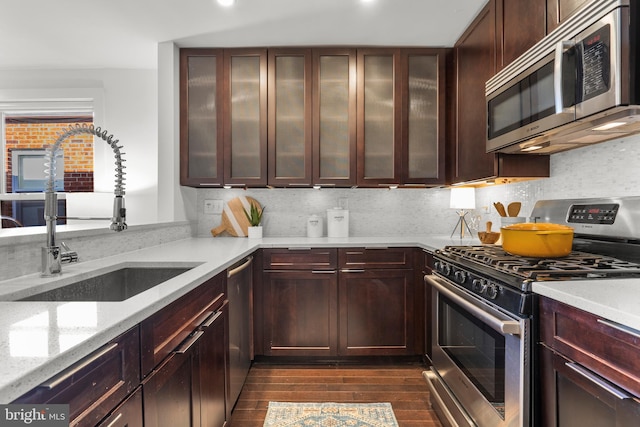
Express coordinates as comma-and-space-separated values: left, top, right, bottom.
424, 197, 640, 427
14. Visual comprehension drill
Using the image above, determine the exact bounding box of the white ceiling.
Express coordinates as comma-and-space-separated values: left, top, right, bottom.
1, 0, 487, 70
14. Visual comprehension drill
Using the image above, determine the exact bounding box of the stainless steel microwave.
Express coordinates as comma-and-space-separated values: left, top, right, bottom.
486, 0, 640, 154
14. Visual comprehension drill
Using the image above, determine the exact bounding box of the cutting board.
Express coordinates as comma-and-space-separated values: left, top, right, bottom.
211, 196, 262, 237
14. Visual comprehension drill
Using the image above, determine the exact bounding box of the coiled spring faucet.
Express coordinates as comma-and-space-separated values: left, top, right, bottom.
42, 124, 127, 276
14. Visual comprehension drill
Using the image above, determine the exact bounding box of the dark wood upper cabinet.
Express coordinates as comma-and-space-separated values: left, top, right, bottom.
268, 48, 313, 187
180, 49, 225, 187
449, 0, 550, 184
313, 48, 358, 187
401, 49, 447, 186
223, 49, 268, 187
356, 49, 403, 186
496, 0, 546, 71
547, 0, 591, 33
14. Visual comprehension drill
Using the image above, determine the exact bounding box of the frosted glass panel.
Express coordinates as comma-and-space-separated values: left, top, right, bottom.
231, 56, 261, 179
187, 56, 217, 178
275, 56, 305, 178
408, 55, 438, 179
364, 55, 394, 178
319, 56, 350, 179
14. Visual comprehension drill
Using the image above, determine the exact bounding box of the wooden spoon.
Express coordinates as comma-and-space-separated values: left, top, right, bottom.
507, 202, 522, 217
493, 202, 507, 217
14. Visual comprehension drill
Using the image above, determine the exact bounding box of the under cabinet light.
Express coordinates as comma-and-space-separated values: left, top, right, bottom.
218, 0, 235, 6
592, 122, 626, 131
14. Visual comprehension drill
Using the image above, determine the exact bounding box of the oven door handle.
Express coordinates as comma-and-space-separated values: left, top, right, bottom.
427, 275, 521, 335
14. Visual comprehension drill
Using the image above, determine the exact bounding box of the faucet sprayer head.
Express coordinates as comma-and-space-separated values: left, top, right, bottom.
111, 195, 127, 231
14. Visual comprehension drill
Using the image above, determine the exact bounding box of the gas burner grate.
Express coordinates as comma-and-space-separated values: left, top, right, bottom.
442, 245, 640, 281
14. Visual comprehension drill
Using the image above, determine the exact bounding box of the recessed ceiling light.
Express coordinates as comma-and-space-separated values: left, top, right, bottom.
218, 0, 235, 6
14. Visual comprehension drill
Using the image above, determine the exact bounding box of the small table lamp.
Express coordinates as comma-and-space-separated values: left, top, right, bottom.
450, 187, 476, 239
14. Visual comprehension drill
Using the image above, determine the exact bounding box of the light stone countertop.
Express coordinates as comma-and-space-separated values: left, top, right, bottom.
1, 234, 639, 403
532, 280, 640, 333
0, 235, 468, 403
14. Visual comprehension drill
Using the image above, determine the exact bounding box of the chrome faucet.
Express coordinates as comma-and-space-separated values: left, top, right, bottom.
42, 124, 127, 276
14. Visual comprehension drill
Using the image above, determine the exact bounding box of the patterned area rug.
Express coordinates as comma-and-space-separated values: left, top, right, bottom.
263, 402, 400, 427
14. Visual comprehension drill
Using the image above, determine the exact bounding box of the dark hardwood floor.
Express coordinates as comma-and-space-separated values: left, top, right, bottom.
229, 361, 443, 426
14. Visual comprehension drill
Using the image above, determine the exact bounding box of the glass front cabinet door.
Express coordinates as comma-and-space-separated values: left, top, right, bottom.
180, 49, 224, 187
223, 49, 268, 187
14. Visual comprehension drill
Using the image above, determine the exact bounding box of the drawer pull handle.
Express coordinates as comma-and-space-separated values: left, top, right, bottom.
311, 270, 336, 274
596, 318, 640, 340
565, 362, 631, 400
175, 331, 204, 354
340, 269, 365, 273
287, 247, 312, 251
41, 342, 119, 390
228, 256, 253, 278
201, 309, 224, 328
105, 412, 123, 427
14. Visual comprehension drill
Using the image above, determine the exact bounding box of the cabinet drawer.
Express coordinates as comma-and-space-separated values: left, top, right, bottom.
339, 247, 413, 269
540, 296, 640, 397
97, 386, 143, 427
14, 326, 140, 427
140, 274, 225, 376
263, 248, 337, 270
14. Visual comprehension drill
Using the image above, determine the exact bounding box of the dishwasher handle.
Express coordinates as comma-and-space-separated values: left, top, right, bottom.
228, 256, 253, 278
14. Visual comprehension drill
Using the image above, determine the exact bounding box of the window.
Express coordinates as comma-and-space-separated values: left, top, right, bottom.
1, 99, 96, 228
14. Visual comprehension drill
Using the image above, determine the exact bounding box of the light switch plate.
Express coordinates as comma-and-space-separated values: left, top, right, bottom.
204, 199, 223, 214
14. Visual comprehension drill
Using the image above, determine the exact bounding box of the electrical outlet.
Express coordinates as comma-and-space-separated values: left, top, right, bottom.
204, 199, 223, 214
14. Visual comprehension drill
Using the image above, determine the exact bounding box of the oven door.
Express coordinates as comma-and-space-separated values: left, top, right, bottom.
426, 274, 530, 427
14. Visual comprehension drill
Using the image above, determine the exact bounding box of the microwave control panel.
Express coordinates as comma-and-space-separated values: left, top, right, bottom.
568, 204, 619, 224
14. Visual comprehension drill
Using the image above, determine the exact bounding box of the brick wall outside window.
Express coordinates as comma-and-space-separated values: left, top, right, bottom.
4, 120, 94, 193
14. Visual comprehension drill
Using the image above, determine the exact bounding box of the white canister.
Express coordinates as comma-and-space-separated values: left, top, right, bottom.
327, 208, 349, 238
306, 215, 323, 238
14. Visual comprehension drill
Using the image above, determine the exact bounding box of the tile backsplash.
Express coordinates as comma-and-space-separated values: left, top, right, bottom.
198, 132, 640, 238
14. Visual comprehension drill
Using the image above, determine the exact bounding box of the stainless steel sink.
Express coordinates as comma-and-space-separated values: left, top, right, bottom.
18, 266, 193, 302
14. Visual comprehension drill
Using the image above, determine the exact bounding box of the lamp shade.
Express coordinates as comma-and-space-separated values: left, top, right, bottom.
450, 187, 476, 210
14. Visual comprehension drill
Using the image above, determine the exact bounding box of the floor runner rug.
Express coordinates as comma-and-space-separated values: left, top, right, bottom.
263, 402, 400, 427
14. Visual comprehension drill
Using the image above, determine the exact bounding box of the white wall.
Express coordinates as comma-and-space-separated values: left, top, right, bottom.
0, 68, 159, 225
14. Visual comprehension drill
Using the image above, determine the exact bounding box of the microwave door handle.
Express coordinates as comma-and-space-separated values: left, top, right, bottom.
554, 40, 575, 114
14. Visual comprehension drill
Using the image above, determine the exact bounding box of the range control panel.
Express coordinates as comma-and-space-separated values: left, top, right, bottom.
568, 204, 619, 224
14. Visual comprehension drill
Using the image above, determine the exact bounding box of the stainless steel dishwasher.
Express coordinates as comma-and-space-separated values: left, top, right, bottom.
227, 255, 253, 407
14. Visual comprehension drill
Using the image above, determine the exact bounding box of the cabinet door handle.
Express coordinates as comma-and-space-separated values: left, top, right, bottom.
40, 342, 119, 390
287, 247, 312, 251
228, 256, 253, 278
340, 269, 365, 273
596, 318, 640, 340
311, 270, 336, 274
175, 331, 205, 354
565, 362, 631, 400
104, 412, 123, 427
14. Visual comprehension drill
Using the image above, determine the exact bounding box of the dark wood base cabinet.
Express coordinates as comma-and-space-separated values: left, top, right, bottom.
13, 326, 141, 427
143, 302, 229, 427
338, 268, 413, 356
260, 247, 416, 358
13, 272, 231, 427
539, 296, 640, 426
